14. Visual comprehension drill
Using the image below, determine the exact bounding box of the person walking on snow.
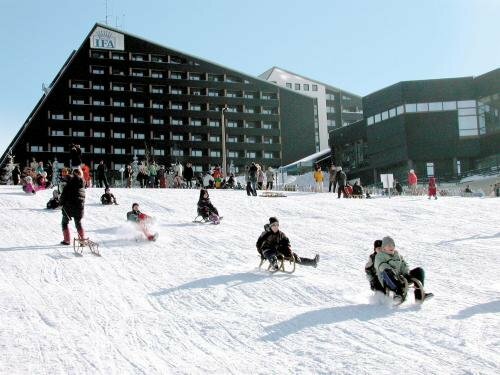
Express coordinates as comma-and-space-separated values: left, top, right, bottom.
59, 168, 86, 245
126, 203, 158, 241
428, 176, 437, 199
313, 166, 324, 192
408, 169, 418, 195
256, 217, 319, 271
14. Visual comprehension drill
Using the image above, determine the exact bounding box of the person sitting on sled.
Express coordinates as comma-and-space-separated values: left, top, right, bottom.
46, 188, 61, 209
365, 240, 385, 293
126, 203, 158, 241
101, 187, 118, 205
256, 217, 319, 271
375, 236, 433, 303
22, 176, 36, 194
197, 188, 221, 224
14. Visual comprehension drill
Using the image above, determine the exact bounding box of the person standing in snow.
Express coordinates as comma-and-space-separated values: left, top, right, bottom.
428, 176, 438, 199
336, 167, 347, 198
313, 166, 324, 192
59, 168, 86, 245
256, 217, 319, 271
248, 163, 258, 196
265, 167, 275, 190
328, 164, 336, 193
375, 236, 433, 303
408, 169, 418, 195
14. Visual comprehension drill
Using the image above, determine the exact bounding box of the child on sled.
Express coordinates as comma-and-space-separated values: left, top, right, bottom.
197, 188, 221, 224
256, 217, 319, 271
126, 203, 158, 241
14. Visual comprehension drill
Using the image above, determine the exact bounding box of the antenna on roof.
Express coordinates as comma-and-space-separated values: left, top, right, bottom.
105, 0, 109, 25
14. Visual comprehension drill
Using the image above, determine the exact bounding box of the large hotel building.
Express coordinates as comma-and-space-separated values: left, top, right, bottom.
0, 24, 318, 174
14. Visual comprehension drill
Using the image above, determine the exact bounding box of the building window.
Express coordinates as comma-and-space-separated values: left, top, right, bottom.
228, 136, 238, 143
113, 100, 125, 107
151, 86, 164, 94
262, 122, 273, 130
111, 53, 125, 60
72, 82, 86, 89
246, 151, 256, 158
151, 55, 164, 63
208, 89, 219, 97
112, 84, 125, 92
396, 105, 405, 115
113, 132, 126, 139
245, 107, 256, 114
458, 100, 476, 108
226, 91, 241, 98
312, 84, 318, 91
244, 92, 256, 99
133, 117, 145, 124
171, 134, 183, 141
326, 93, 335, 100
286, 83, 292, 89
92, 84, 104, 90
374, 114, 382, 123
209, 120, 220, 127
246, 136, 256, 143
227, 121, 238, 128
367, 117, 374, 126
263, 136, 273, 144
151, 71, 164, 78
152, 118, 164, 125
94, 147, 105, 154
30, 145, 43, 152
207, 74, 223, 82
72, 98, 86, 105
114, 163, 126, 171
191, 135, 202, 141
172, 149, 184, 156
428, 102, 443, 111
113, 116, 126, 123
131, 69, 145, 77
153, 149, 165, 156
405, 103, 417, 113
209, 135, 221, 142
389, 108, 396, 118
443, 101, 457, 110
191, 88, 202, 96
72, 115, 86, 121
262, 107, 277, 115
245, 121, 258, 129
112, 68, 126, 76
327, 119, 336, 128
458, 116, 478, 137
133, 133, 145, 139
51, 113, 65, 120
52, 146, 64, 152
171, 118, 184, 126
171, 103, 184, 110
294, 83, 300, 90
264, 152, 274, 159
381, 111, 389, 121
131, 85, 145, 93
93, 132, 105, 138
191, 149, 202, 157
210, 150, 221, 157
114, 148, 126, 155
91, 51, 106, 59
303, 84, 310, 91
170, 72, 183, 80
171, 88, 183, 95
189, 73, 203, 81
326, 106, 335, 113
51, 130, 64, 136
91, 66, 105, 75
93, 99, 106, 106
132, 101, 145, 108
190, 119, 202, 126
417, 103, 428, 112
152, 102, 164, 109
131, 54, 146, 61
190, 104, 202, 111
456, 160, 461, 175
228, 151, 239, 158
73, 130, 85, 137
135, 149, 146, 156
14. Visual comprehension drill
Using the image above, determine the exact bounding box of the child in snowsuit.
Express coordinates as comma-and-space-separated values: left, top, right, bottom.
256, 217, 320, 271
59, 169, 86, 245
22, 176, 36, 194
375, 236, 433, 303
101, 188, 118, 205
46, 189, 61, 209
197, 188, 220, 224
126, 203, 158, 241
365, 240, 385, 293
428, 176, 437, 199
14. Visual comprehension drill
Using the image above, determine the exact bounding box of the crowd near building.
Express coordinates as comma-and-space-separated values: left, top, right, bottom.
0, 22, 498, 191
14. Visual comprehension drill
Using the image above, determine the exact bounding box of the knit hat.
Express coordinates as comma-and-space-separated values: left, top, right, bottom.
373, 240, 382, 249
269, 217, 279, 226
381, 236, 395, 248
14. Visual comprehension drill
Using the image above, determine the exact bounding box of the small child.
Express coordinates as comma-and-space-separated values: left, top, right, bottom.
46, 189, 60, 209
22, 176, 36, 194
101, 188, 118, 205
126, 203, 158, 241
197, 188, 220, 224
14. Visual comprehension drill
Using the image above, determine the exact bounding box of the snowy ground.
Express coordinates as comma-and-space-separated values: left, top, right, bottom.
0, 185, 499, 374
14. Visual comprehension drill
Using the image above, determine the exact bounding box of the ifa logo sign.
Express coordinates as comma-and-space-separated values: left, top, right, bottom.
90, 27, 124, 50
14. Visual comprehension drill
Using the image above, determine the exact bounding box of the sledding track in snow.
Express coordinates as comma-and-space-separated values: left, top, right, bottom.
0, 186, 499, 374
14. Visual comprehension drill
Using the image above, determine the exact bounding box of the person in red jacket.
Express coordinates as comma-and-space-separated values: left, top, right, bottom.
126, 203, 158, 241
428, 176, 437, 200
408, 169, 418, 195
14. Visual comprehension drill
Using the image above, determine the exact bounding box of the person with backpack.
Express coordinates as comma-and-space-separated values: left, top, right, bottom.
256, 217, 319, 271
126, 203, 158, 241
365, 240, 385, 293
197, 188, 221, 224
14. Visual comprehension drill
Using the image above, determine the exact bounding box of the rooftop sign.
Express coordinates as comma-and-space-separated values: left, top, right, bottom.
90, 26, 124, 50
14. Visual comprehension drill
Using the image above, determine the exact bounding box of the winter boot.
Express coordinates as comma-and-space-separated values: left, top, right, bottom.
61, 228, 71, 245
77, 228, 86, 240
269, 255, 279, 271
147, 233, 159, 241
313, 254, 320, 268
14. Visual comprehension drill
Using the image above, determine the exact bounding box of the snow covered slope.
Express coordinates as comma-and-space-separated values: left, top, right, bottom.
0, 186, 499, 374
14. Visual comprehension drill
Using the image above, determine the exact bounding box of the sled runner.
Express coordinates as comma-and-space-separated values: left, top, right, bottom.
73, 237, 100, 256
386, 277, 432, 306
259, 191, 287, 198
258, 253, 296, 274
192, 215, 223, 224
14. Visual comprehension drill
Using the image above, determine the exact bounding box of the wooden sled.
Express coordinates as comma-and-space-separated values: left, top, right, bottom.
73, 237, 100, 256
259, 191, 287, 198
258, 253, 296, 274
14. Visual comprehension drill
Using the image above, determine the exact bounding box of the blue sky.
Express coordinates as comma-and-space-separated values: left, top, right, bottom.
0, 0, 499, 155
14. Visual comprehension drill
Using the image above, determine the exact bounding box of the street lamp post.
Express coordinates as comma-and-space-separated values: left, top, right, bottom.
221, 105, 228, 178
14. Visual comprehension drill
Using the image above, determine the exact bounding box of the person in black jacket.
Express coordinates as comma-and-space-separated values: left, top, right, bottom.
183, 162, 194, 188
59, 168, 86, 245
336, 167, 347, 198
197, 188, 220, 224
352, 181, 364, 198
96, 160, 109, 188
101, 188, 118, 205
256, 217, 319, 270
365, 240, 385, 293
